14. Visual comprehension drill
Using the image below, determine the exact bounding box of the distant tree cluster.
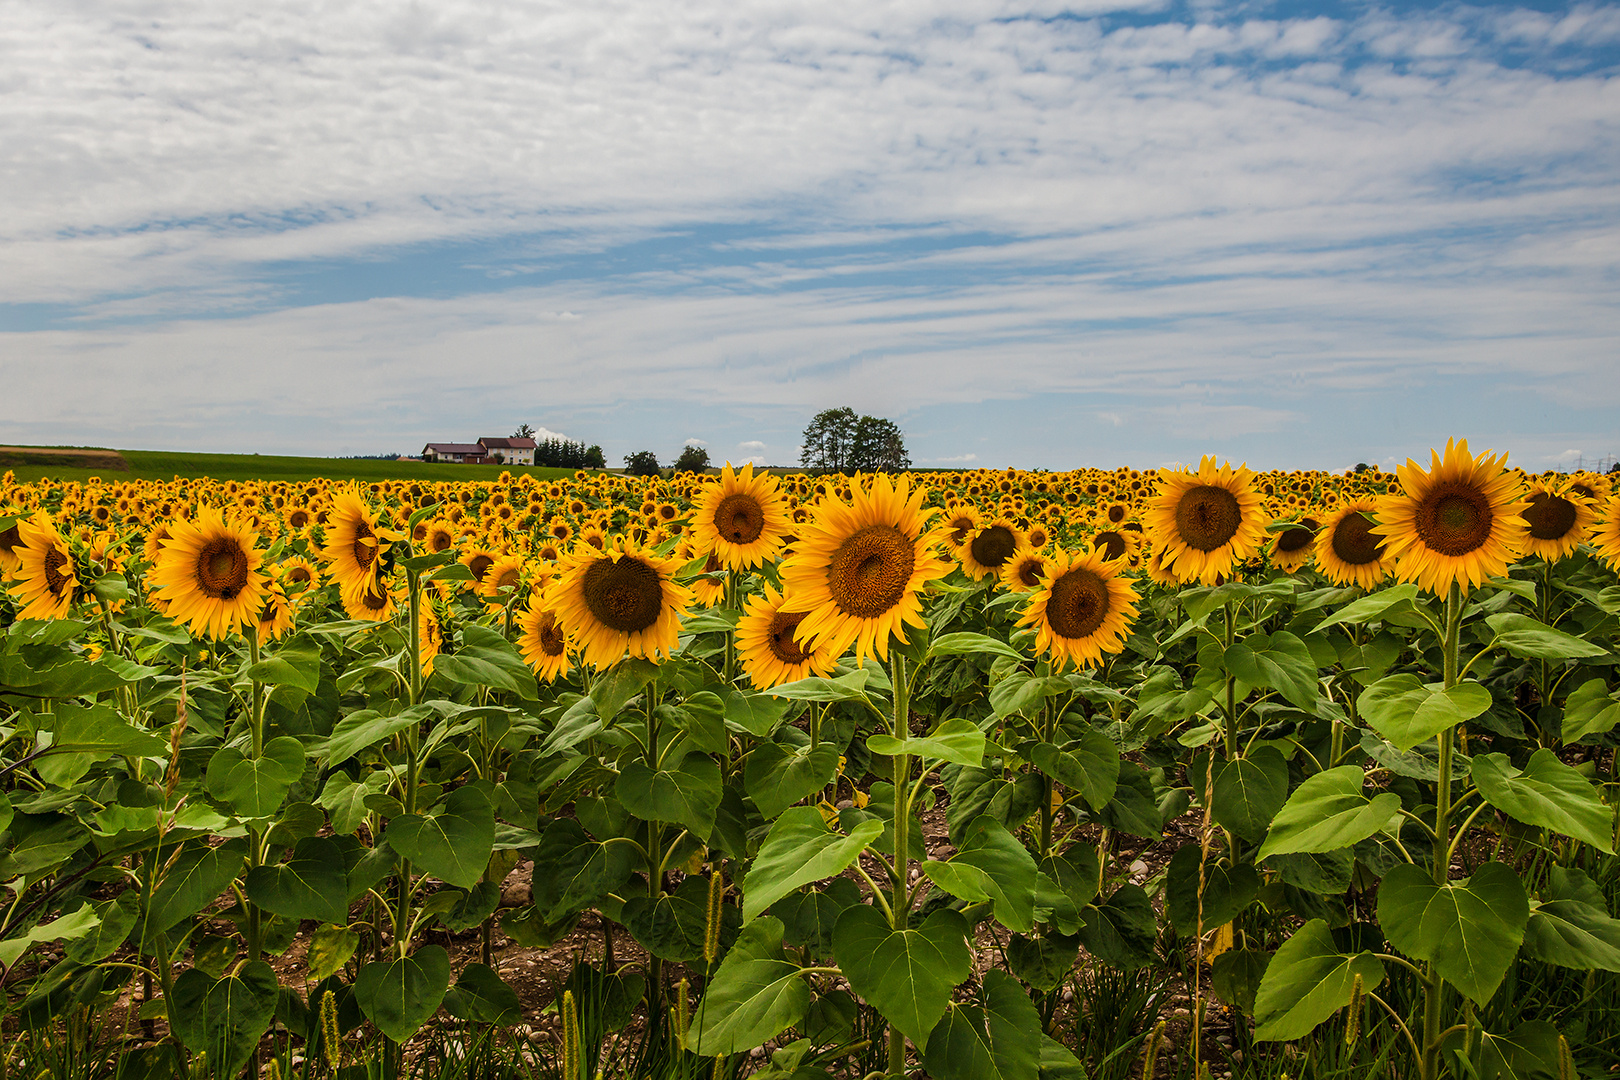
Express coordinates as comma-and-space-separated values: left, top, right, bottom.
623, 450, 662, 477
799, 407, 910, 473
536, 438, 605, 469
673, 445, 711, 473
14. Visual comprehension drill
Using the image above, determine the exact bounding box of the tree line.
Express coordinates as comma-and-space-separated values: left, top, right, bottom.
617, 408, 910, 476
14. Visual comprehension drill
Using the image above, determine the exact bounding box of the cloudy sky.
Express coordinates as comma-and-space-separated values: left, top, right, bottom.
2, 0, 1617, 471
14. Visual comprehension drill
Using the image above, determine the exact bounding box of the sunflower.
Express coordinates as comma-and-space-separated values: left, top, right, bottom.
687, 551, 727, 608
1143, 457, 1268, 586
320, 487, 404, 598
0, 516, 25, 575
478, 554, 526, 607
688, 463, 791, 570
998, 545, 1050, 592
276, 555, 322, 596
549, 539, 692, 669
1026, 522, 1051, 550
255, 582, 294, 642
1018, 547, 1140, 672
342, 567, 401, 622
736, 583, 839, 689
141, 521, 178, 567
1520, 477, 1595, 562
148, 506, 267, 639
778, 473, 950, 663
419, 599, 444, 676
1088, 528, 1141, 564
941, 506, 982, 550
1269, 518, 1321, 574
461, 547, 498, 585
422, 520, 456, 554
957, 518, 1024, 581
7, 515, 79, 620
1144, 547, 1181, 587
1372, 440, 1528, 595
517, 594, 572, 682
1590, 494, 1620, 571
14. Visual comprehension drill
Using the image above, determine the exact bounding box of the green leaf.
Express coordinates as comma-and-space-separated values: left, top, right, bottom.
1311, 584, 1420, 632
744, 737, 840, 820
765, 669, 875, 704
927, 632, 1026, 664
1030, 732, 1119, 812
1007, 932, 1081, 993
1077, 884, 1158, 970
625, 875, 735, 962
1521, 866, 1620, 972
1253, 920, 1384, 1041
869, 718, 987, 769
833, 905, 971, 1046
384, 785, 496, 891
354, 946, 451, 1044
243, 835, 349, 924
922, 815, 1040, 933
244, 643, 322, 694
1212, 949, 1271, 1014
318, 771, 391, 835
64, 893, 137, 965
1378, 862, 1528, 1004
149, 844, 246, 934
306, 924, 360, 982
1563, 679, 1620, 743
205, 736, 306, 818
686, 917, 810, 1056
773, 878, 860, 959
1358, 675, 1493, 752
42, 702, 168, 757
1441, 1020, 1565, 1080
1211, 748, 1289, 843
616, 752, 722, 837
1166, 846, 1260, 935
170, 961, 279, 1077
923, 970, 1042, 1080
434, 624, 538, 699
1038, 1034, 1090, 1080
722, 689, 794, 737
1224, 631, 1319, 711
1256, 766, 1401, 861
443, 963, 522, 1026
1472, 749, 1615, 853
530, 819, 634, 922
325, 707, 425, 764
590, 659, 659, 720
1486, 613, 1609, 660
743, 807, 883, 923
0, 903, 101, 970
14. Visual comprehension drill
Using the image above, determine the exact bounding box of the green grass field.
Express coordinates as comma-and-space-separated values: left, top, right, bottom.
0, 447, 580, 484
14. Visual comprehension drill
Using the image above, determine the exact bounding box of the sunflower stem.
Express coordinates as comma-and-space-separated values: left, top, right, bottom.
888, 649, 911, 1078
1420, 581, 1464, 1080
245, 625, 265, 965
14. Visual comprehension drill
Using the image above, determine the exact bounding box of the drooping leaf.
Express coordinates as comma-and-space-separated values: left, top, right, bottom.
442, 963, 522, 1025
1253, 920, 1383, 1041
1378, 862, 1528, 1004
1210, 747, 1289, 843
1486, 613, 1609, 660
243, 835, 349, 924
1521, 866, 1620, 972
744, 736, 840, 820
869, 718, 987, 769
686, 917, 810, 1056
148, 844, 246, 935
1030, 732, 1119, 812
1358, 675, 1492, 752
1077, 884, 1158, 970
922, 815, 1040, 933
616, 752, 723, 838
833, 905, 972, 1046
1472, 749, 1615, 853
743, 807, 883, 923
1224, 631, 1320, 711
922, 969, 1042, 1080
384, 785, 496, 891
354, 945, 452, 1044
170, 961, 280, 1076
205, 736, 306, 818
1166, 846, 1260, 935
1256, 766, 1401, 861
0, 903, 101, 970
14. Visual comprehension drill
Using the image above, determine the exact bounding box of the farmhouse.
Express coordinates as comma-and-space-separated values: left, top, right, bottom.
478, 437, 537, 466
420, 443, 487, 464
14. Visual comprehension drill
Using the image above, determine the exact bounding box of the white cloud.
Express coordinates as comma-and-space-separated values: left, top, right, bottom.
684, 437, 707, 447
737, 441, 766, 451
931, 453, 980, 463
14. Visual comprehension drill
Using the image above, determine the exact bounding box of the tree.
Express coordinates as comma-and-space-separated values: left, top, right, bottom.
583, 445, 606, 469
674, 445, 711, 473
800, 407, 908, 473
512, 424, 536, 439
800, 407, 858, 472
851, 416, 910, 472
623, 450, 662, 477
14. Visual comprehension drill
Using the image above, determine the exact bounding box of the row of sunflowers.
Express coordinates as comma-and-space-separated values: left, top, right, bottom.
0, 443, 1615, 1080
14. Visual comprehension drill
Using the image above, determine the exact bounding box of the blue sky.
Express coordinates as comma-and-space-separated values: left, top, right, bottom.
1, 0, 1617, 472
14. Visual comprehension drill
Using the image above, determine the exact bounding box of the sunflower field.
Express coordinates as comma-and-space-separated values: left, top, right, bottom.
1, 444, 1619, 1080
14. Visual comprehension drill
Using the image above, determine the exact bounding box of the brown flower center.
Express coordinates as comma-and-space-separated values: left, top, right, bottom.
0, 525, 19, 556
43, 546, 73, 595
467, 553, 494, 581
537, 611, 566, 657
1276, 518, 1320, 554
427, 528, 454, 553
582, 556, 665, 633
1174, 485, 1241, 552
969, 525, 1017, 568
1016, 557, 1045, 588
947, 515, 975, 545
1524, 492, 1577, 541
827, 524, 915, 618
1047, 567, 1110, 639
1330, 511, 1385, 566
196, 538, 249, 599
1094, 530, 1128, 561
713, 493, 765, 545
1414, 481, 1493, 557
352, 520, 377, 571
767, 609, 811, 664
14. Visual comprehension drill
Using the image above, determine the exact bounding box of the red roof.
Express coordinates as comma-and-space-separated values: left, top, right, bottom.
480, 437, 537, 450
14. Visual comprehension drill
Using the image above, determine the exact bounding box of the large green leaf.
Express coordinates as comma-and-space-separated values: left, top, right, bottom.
1311, 584, 1420, 632
616, 752, 722, 837
833, 905, 971, 1046
442, 963, 522, 1025
41, 702, 169, 757
0, 903, 101, 970
744, 737, 839, 820
1030, 731, 1119, 812
354, 945, 451, 1044
1378, 862, 1528, 1004
926, 632, 1027, 664
244, 642, 322, 694
686, 917, 810, 1056
384, 786, 496, 891
243, 835, 349, 924
1255, 766, 1401, 861
148, 844, 246, 934
530, 818, 635, 921
1166, 846, 1260, 935
1210, 747, 1289, 843
1522, 866, 1620, 972
1472, 749, 1615, 853
1563, 678, 1620, 743
922, 970, 1042, 1080
1440, 1021, 1565, 1080
743, 807, 882, 923
318, 770, 391, 835
325, 707, 427, 764
869, 717, 987, 769
765, 669, 876, 704
1224, 631, 1319, 711
434, 624, 538, 698
1358, 675, 1493, 752
169, 961, 279, 1076
1253, 920, 1383, 1041
205, 736, 306, 817
624, 875, 739, 963
1486, 613, 1609, 660
721, 689, 794, 737
922, 815, 1040, 933
1078, 884, 1158, 969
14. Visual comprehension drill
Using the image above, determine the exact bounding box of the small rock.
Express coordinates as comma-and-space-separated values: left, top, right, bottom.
749, 1046, 765, 1058
501, 881, 532, 907
1128, 859, 1149, 879
1061, 988, 1074, 1002
1172, 1007, 1190, 1018
836, 799, 854, 810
